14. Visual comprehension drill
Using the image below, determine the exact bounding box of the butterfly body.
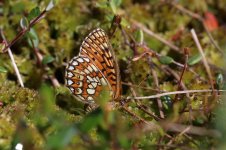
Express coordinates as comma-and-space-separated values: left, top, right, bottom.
65, 28, 121, 104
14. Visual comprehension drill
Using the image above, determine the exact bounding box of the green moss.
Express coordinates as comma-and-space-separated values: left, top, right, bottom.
0, 0, 225, 149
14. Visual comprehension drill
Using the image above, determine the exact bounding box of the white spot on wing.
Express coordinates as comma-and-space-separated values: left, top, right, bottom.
79, 75, 84, 80
87, 76, 94, 82
87, 38, 92, 43
77, 58, 84, 63
77, 95, 85, 101
87, 65, 93, 72
101, 31, 106, 36
72, 61, 78, 66
84, 57, 90, 62
95, 77, 101, 83
68, 66, 74, 71
99, 31, 104, 36
75, 88, 82, 94
88, 84, 93, 88
91, 82, 98, 88
87, 96, 94, 101
94, 33, 99, 38
87, 88, 95, 95
100, 45, 105, 50
69, 88, 74, 93
84, 69, 90, 74
85, 42, 90, 47
88, 82, 97, 88
91, 35, 95, 39
91, 64, 98, 72
103, 43, 108, 48
74, 70, 85, 75
93, 77, 98, 83
67, 72, 73, 78
67, 80, 73, 85
100, 78, 107, 85
82, 49, 87, 53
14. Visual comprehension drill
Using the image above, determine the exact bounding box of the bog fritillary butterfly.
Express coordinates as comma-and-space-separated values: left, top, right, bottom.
65, 28, 121, 103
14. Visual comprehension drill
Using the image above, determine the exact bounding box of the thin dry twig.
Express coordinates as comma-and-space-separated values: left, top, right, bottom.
131, 89, 225, 100
122, 106, 174, 140
49, 75, 60, 87
147, 58, 165, 119
122, 82, 163, 92
0, 29, 24, 87
190, 29, 214, 90
176, 48, 189, 94
202, 23, 223, 54
131, 19, 182, 54
159, 122, 221, 138
166, 126, 192, 147
128, 82, 161, 121
121, 106, 149, 124
136, 121, 221, 143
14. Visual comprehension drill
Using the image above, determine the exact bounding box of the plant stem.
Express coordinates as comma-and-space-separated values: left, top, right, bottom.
0, 29, 24, 87
131, 89, 225, 100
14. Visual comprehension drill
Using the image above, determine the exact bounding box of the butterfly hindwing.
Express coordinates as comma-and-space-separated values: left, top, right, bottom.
65, 55, 111, 103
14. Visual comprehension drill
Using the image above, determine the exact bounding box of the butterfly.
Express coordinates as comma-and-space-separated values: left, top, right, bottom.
65, 28, 121, 104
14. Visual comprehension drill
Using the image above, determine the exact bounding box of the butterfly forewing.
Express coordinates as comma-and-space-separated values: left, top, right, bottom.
79, 28, 121, 100
65, 55, 111, 103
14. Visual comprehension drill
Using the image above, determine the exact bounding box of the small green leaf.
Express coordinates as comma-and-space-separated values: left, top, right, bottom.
134, 29, 144, 44
28, 28, 39, 48
42, 55, 55, 65
159, 56, 174, 64
46, 0, 56, 11
20, 17, 29, 29
28, 7, 40, 21
109, 0, 122, 14
0, 66, 7, 73
216, 73, 224, 90
188, 54, 202, 65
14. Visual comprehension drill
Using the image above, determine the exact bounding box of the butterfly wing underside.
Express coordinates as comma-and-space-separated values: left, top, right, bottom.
79, 28, 121, 100
65, 28, 121, 103
65, 55, 110, 103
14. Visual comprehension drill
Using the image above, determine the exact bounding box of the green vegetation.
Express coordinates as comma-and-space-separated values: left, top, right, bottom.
0, 0, 226, 149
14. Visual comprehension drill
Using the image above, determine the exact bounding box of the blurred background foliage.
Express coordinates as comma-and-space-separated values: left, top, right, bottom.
0, 0, 226, 149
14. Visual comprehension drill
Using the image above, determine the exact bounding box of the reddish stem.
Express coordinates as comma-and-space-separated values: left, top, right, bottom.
1, 10, 47, 52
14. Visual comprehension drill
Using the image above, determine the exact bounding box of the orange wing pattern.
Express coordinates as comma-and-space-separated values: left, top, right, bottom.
65, 28, 121, 103
65, 55, 111, 103
79, 28, 121, 100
